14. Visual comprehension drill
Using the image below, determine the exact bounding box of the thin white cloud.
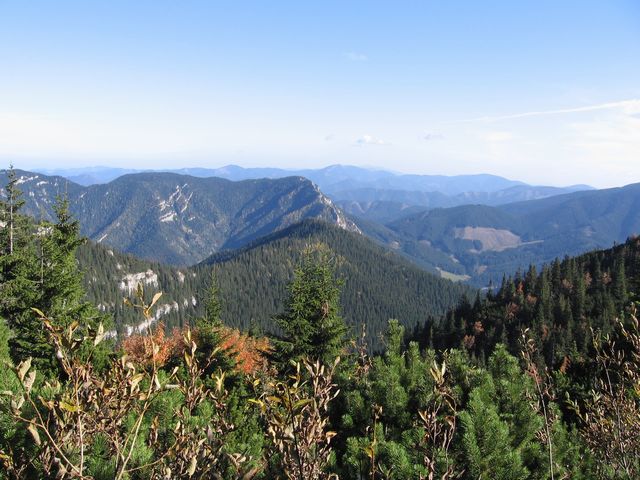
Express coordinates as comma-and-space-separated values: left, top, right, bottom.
356, 134, 386, 145
481, 131, 514, 142
344, 51, 368, 62
461, 99, 640, 123
569, 113, 640, 151
423, 132, 444, 141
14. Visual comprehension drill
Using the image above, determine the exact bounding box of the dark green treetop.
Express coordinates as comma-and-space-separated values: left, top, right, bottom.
1, 185, 106, 373
274, 243, 347, 365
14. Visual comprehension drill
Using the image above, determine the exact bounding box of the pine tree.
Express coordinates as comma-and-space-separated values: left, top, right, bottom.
2, 191, 105, 372
273, 245, 346, 365
0, 166, 41, 367
460, 376, 530, 480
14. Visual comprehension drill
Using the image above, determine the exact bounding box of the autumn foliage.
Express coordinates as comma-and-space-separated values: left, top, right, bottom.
217, 327, 271, 374
121, 323, 184, 367
122, 323, 270, 374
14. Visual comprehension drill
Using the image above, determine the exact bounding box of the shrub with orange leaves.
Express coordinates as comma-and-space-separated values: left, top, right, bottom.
122, 322, 271, 374
505, 301, 520, 320
463, 334, 475, 350
122, 323, 184, 368
472, 320, 484, 336
216, 326, 271, 375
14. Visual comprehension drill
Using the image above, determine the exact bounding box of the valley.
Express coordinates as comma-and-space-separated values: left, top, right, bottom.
355, 184, 640, 286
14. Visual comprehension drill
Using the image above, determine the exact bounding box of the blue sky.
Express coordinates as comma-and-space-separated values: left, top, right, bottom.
1, 1, 639, 187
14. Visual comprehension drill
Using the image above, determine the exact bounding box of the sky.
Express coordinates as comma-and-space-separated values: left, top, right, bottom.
1, 0, 639, 188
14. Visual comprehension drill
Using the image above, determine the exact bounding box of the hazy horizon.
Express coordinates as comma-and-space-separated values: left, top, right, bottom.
8, 161, 604, 190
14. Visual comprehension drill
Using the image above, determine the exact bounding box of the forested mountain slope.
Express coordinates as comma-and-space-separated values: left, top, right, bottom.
422, 235, 640, 371
76, 220, 471, 350
76, 241, 201, 336
196, 220, 472, 350
376, 183, 640, 285
1, 169, 356, 265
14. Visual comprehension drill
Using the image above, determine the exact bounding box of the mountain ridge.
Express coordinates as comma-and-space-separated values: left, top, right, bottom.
6, 167, 635, 288
2, 169, 358, 265
35, 164, 592, 203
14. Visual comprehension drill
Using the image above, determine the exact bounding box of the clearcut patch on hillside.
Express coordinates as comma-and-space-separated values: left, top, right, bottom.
436, 268, 471, 282
453, 226, 541, 252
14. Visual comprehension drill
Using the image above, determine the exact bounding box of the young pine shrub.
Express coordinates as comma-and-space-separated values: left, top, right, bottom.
415, 358, 462, 480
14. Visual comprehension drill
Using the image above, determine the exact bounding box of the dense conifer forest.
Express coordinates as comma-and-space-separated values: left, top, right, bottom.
1, 168, 639, 478
76, 220, 471, 351
198, 220, 471, 351
426, 238, 640, 364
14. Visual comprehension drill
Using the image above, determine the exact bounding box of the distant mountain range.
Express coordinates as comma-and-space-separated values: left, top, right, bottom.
36, 164, 593, 210
334, 184, 593, 223
365, 183, 640, 285
4, 166, 638, 288
36, 164, 527, 191
2, 169, 356, 265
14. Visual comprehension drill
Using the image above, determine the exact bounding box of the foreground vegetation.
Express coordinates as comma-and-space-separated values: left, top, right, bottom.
1, 167, 639, 478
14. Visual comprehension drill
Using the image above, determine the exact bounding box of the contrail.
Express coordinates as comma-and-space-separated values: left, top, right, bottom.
458, 99, 640, 123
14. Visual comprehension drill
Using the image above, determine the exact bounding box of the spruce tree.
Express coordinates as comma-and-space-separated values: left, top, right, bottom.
2, 190, 105, 372
0, 317, 20, 460
0, 317, 11, 365
195, 270, 232, 373
274, 245, 346, 365
1, 166, 23, 255
612, 257, 628, 305
0, 166, 41, 367
198, 269, 223, 330
39, 196, 97, 326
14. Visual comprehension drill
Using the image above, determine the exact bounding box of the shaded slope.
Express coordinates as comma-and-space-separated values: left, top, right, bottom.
197, 220, 472, 350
